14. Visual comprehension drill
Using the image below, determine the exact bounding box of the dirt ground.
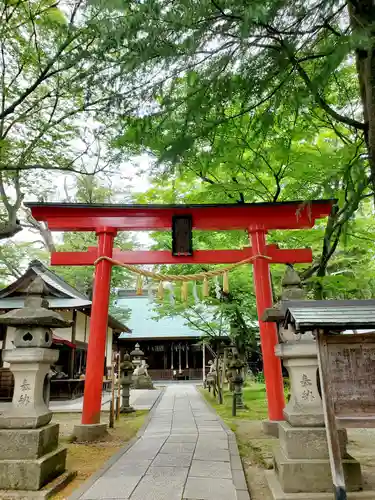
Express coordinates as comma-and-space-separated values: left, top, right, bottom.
48, 411, 147, 500
234, 420, 375, 500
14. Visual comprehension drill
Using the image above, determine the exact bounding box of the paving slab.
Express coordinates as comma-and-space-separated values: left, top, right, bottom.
130, 466, 188, 500
189, 460, 232, 479
160, 442, 196, 454
193, 448, 231, 462
81, 476, 140, 499
69, 384, 248, 500
183, 477, 237, 500
152, 451, 193, 467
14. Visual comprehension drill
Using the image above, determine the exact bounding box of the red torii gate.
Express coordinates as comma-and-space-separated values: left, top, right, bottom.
25, 200, 334, 427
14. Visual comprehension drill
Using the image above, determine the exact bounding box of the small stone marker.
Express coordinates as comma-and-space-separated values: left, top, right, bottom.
0, 278, 71, 491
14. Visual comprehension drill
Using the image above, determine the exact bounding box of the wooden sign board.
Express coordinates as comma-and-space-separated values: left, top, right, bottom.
317, 332, 375, 500
319, 333, 375, 427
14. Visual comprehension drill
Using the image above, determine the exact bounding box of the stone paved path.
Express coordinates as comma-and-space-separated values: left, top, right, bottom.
72, 384, 250, 500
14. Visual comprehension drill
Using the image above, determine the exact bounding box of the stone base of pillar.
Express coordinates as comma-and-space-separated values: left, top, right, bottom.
0, 445, 66, 490
270, 421, 362, 495
73, 423, 108, 443
0, 423, 67, 491
262, 420, 281, 438
265, 470, 375, 500
120, 406, 135, 414
0, 424, 59, 459
278, 421, 348, 459
0, 471, 76, 499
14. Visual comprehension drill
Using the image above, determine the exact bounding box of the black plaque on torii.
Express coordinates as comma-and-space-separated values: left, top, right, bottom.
172, 215, 193, 256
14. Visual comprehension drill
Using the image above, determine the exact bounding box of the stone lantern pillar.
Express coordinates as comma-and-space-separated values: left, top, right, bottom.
120, 353, 135, 414
262, 266, 362, 499
225, 349, 235, 391
0, 278, 70, 492
228, 354, 245, 409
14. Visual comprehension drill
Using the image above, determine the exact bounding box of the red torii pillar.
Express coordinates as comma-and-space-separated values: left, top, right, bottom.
25, 200, 334, 428
250, 228, 284, 420
82, 228, 116, 425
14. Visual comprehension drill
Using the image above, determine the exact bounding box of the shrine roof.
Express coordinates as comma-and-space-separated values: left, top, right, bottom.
117, 291, 226, 340
284, 300, 375, 332
0, 260, 130, 332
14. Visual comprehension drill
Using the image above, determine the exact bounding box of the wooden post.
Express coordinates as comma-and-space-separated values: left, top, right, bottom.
215, 355, 223, 404
232, 391, 237, 417
316, 329, 347, 500
202, 341, 206, 384
164, 346, 167, 369
178, 343, 182, 374
221, 348, 227, 395
109, 361, 115, 428
116, 355, 121, 420
68, 309, 77, 378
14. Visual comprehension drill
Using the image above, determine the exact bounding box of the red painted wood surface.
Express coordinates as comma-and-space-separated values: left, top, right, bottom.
250, 230, 285, 421
26, 200, 334, 231
50, 245, 313, 266
82, 229, 115, 425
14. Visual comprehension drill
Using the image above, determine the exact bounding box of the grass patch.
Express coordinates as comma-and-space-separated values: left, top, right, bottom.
199, 383, 269, 425
52, 410, 148, 499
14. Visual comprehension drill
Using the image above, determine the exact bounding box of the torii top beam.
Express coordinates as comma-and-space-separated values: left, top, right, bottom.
25, 200, 335, 232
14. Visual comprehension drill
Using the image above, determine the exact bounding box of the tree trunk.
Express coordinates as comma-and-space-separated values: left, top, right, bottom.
348, 0, 375, 203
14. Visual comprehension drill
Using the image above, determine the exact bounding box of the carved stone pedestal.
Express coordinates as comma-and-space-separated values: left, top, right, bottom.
0, 279, 70, 493
266, 336, 362, 498
273, 421, 361, 494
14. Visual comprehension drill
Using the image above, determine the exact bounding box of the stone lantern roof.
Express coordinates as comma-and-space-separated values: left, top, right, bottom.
0, 278, 72, 328
262, 265, 305, 324
121, 352, 134, 371
130, 343, 144, 357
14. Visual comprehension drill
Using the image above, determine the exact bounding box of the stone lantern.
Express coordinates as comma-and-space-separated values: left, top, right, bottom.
120, 352, 135, 413
262, 266, 362, 499
225, 349, 235, 391
130, 343, 144, 370
0, 278, 70, 491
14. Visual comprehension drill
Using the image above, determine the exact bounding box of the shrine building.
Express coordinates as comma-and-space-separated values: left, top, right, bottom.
0, 260, 129, 400
116, 290, 218, 380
